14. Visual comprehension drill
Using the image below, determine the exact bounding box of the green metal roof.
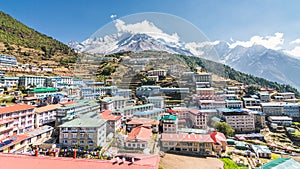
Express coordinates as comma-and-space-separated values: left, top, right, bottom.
257, 158, 300, 169
30, 87, 57, 93
212, 116, 222, 122
161, 115, 178, 121
59, 113, 106, 128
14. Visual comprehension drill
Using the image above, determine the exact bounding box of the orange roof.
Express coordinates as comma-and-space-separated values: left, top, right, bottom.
0, 104, 35, 115
101, 110, 122, 121
0, 153, 160, 169
60, 100, 76, 105
126, 126, 152, 142
126, 117, 159, 125
35, 104, 61, 113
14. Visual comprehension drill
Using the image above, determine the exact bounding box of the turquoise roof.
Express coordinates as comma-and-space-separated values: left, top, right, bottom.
258, 158, 300, 169
30, 87, 57, 93
161, 115, 178, 121
211, 116, 222, 122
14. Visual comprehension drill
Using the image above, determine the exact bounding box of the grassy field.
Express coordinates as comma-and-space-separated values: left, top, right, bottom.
220, 158, 248, 169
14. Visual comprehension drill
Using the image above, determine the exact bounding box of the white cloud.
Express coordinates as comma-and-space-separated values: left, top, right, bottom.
229, 32, 284, 50
290, 38, 300, 44
185, 41, 220, 56
284, 46, 300, 58
110, 14, 117, 20
114, 19, 180, 43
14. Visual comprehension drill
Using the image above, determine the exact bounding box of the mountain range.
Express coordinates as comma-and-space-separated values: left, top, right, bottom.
69, 33, 300, 90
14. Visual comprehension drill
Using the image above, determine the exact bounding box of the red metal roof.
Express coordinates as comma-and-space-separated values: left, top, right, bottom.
126, 126, 152, 142
0, 153, 160, 169
101, 110, 122, 121
0, 104, 35, 115
210, 131, 227, 145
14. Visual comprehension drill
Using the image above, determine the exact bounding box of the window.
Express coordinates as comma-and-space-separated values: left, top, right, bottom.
88, 134, 93, 138
80, 133, 85, 138
63, 140, 68, 144
72, 133, 77, 138
72, 140, 77, 145
88, 140, 93, 145
63, 133, 68, 139
80, 140, 85, 144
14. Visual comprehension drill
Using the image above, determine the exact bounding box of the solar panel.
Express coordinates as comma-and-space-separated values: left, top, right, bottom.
3, 140, 11, 145
90, 113, 98, 118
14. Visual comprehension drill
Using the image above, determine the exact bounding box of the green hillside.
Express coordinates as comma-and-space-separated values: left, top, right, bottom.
0, 11, 76, 60
181, 54, 300, 97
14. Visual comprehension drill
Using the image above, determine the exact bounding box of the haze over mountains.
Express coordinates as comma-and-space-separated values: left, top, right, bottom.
68, 19, 300, 90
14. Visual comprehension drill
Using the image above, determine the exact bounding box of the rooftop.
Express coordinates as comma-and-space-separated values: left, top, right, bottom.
29, 87, 57, 93
126, 126, 152, 142
35, 104, 61, 113
133, 108, 164, 116
251, 144, 271, 154
101, 96, 127, 103
161, 133, 214, 143
126, 117, 159, 125
0, 153, 160, 169
268, 116, 292, 121
59, 113, 106, 128
101, 110, 122, 121
0, 104, 35, 114
114, 104, 154, 112
242, 97, 258, 101
258, 158, 300, 169
177, 128, 208, 134
210, 131, 226, 145
161, 114, 178, 121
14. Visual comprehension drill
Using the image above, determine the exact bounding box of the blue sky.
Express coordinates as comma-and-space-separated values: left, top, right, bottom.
1, 0, 300, 46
